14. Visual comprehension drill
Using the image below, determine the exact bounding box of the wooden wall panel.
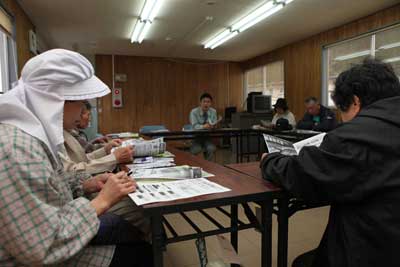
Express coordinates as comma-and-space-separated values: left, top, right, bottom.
241, 4, 400, 120
2, 0, 35, 75
96, 56, 243, 134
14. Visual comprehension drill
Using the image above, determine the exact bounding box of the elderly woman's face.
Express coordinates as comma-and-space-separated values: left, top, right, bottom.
63, 101, 85, 130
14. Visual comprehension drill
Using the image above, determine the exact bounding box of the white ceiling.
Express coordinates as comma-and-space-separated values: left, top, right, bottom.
17, 0, 400, 61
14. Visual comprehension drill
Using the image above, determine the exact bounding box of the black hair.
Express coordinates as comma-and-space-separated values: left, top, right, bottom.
200, 93, 213, 101
305, 97, 318, 104
82, 100, 92, 111
274, 98, 289, 111
332, 58, 400, 112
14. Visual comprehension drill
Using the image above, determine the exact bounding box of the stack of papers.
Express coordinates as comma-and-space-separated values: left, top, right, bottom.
127, 157, 176, 170
129, 178, 230, 205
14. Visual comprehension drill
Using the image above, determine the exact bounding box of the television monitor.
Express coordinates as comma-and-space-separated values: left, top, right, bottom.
251, 95, 271, 113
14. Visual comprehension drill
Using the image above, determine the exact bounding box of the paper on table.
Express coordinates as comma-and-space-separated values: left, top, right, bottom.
129, 165, 214, 179
154, 151, 175, 158
126, 158, 176, 170
129, 178, 231, 205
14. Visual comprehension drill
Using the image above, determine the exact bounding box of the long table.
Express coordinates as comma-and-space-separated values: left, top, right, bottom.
143, 128, 320, 163
225, 162, 328, 267
138, 148, 281, 267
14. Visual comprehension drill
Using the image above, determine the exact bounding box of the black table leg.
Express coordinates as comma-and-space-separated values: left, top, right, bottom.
261, 197, 273, 267
236, 133, 240, 163
277, 196, 289, 267
231, 204, 239, 267
151, 215, 164, 267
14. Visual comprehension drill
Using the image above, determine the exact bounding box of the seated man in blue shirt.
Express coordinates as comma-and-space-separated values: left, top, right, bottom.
189, 93, 217, 160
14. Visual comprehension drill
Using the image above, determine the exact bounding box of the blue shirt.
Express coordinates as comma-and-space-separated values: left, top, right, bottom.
189, 107, 217, 130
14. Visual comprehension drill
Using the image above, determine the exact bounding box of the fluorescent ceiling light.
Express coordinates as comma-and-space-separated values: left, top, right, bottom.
204, 29, 231, 49
334, 50, 370, 61
131, 0, 164, 43
203, 0, 294, 50
383, 56, 400, 63
236, 4, 283, 32
377, 42, 400, 50
210, 31, 238, 49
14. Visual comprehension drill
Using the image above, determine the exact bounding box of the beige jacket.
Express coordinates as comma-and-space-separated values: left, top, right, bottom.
61, 130, 117, 174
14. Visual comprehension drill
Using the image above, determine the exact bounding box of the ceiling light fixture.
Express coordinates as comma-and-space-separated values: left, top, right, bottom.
203, 0, 294, 49
131, 0, 164, 43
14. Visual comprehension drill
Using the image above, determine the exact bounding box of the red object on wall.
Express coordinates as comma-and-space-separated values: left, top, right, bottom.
112, 88, 123, 108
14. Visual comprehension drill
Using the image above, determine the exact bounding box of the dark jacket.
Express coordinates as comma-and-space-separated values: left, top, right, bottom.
261, 96, 400, 267
297, 104, 337, 132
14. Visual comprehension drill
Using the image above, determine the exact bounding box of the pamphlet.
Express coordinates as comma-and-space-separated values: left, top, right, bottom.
263, 132, 326, 155
113, 137, 166, 157
129, 178, 231, 205
129, 165, 214, 180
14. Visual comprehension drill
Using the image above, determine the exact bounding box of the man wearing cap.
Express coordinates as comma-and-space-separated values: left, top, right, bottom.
0, 49, 152, 266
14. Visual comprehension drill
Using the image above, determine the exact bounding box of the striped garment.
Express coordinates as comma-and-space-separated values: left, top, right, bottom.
0, 123, 114, 267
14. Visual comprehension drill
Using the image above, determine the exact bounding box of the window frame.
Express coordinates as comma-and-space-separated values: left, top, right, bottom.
322, 22, 400, 107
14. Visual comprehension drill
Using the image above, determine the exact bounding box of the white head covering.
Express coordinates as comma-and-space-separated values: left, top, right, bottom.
0, 49, 110, 162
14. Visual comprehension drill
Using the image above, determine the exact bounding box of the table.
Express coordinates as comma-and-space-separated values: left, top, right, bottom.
139, 148, 282, 267
143, 128, 243, 163
143, 128, 320, 163
225, 162, 328, 267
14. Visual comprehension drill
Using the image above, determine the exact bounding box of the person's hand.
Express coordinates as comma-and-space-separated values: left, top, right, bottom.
113, 139, 123, 145
91, 171, 137, 215
104, 140, 122, 154
203, 123, 212, 129
93, 136, 109, 144
82, 172, 113, 194
261, 153, 268, 161
113, 146, 134, 163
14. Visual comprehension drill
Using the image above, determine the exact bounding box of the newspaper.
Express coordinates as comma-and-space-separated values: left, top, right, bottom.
129, 165, 214, 180
127, 157, 176, 170
263, 132, 326, 155
129, 178, 231, 205
106, 132, 139, 139
113, 137, 166, 157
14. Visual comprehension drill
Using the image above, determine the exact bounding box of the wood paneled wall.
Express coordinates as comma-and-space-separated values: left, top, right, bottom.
2, 0, 35, 75
241, 4, 400, 120
96, 55, 243, 134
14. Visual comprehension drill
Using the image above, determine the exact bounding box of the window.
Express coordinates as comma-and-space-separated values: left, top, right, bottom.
323, 24, 400, 107
0, 5, 18, 94
0, 30, 9, 93
244, 60, 284, 108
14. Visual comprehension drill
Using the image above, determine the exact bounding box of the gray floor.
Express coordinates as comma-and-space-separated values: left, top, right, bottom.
161, 147, 329, 267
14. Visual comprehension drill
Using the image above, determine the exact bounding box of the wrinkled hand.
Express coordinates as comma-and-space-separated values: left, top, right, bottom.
82, 173, 113, 194
104, 140, 122, 154
113, 139, 123, 145
91, 172, 137, 215
93, 136, 109, 144
113, 145, 134, 163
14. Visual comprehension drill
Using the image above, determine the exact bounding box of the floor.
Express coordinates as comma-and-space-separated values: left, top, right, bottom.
161, 147, 330, 267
